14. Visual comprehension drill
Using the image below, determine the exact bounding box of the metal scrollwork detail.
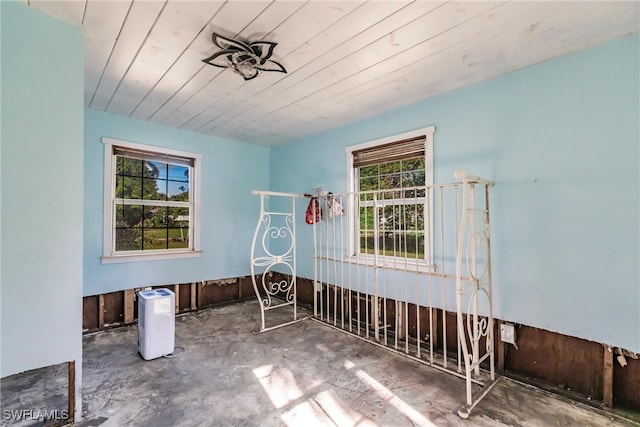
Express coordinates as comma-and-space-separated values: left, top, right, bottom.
461, 291, 494, 373
259, 214, 294, 260
252, 213, 296, 309
465, 210, 490, 283
259, 262, 295, 309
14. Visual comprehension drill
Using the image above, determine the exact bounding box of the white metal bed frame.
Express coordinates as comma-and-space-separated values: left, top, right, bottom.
250, 171, 497, 418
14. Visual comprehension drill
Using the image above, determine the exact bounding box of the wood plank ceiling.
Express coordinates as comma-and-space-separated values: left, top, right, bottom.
27, 1, 639, 146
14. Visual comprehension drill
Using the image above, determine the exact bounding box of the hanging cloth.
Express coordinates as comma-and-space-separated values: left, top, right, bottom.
328, 195, 344, 218
305, 197, 321, 224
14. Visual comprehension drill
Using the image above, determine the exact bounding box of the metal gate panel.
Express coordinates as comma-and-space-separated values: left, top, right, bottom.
310, 171, 497, 417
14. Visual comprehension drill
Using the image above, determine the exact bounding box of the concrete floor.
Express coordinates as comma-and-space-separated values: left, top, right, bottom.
2, 300, 636, 427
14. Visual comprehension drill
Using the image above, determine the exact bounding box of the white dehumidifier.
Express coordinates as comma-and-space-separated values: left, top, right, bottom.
138, 288, 175, 360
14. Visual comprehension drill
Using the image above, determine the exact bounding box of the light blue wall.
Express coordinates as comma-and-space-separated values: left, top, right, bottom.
271, 35, 640, 352
1, 2, 84, 378
84, 109, 270, 296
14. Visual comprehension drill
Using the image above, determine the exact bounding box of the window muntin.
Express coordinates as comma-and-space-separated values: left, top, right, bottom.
348, 127, 434, 264
102, 138, 201, 263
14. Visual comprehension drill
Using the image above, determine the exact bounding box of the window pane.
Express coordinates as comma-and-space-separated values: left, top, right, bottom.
359, 176, 378, 191
406, 232, 424, 259
142, 178, 165, 200
143, 228, 168, 250
359, 206, 374, 231
402, 170, 425, 188
403, 189, 416, 198
378, 233, 401, 256
116, 157, 143, 177
168, 207, 189, 249
381, 206, 397, 230
360, 192, 373, 202
416, 204, 425, 229
382, 232, 424, 258
116, 227, 141, 251
360, 203, 374, 254
168, 181, 189, 201
168, 228, 189, 249
168, 164, 189, 182
391, 205, 405, 229
403, 205, 420, 231
116, 176, 142, 199
145, 206, 167, 227
145, 160, 162, 179
401, 157, 424, 171
380, 173, 401, 189
116, 204, 142, 227
359, 165, 378, 178
380, 160, 400, 174
360, 232, 374, 255
168, 207, 189, 226
380, 190, 401, 201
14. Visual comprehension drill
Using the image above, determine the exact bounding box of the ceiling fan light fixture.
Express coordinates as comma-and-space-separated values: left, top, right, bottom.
202, 33, 287, 81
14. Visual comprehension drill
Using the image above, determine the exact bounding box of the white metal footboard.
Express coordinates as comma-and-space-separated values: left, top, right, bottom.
310, 171, 497, 418
454, 171, 498, 418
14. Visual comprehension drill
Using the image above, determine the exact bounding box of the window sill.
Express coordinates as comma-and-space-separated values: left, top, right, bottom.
101, 250, 202, 264
343, 255, 436, 273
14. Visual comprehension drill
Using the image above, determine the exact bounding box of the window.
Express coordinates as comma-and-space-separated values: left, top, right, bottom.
102, 138, 202, 263
347, 127, 434, 267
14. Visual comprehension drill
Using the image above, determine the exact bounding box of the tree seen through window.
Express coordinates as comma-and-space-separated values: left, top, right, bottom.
358, 157, 426, 259
115, 156, 190, 251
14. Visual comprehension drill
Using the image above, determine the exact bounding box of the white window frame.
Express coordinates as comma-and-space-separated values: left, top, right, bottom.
346, 126, 435, 271
101, 137, 202, 264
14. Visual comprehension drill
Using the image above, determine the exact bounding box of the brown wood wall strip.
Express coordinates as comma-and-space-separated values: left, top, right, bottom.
196, 282, 204, 309
49, 361, 76, 427
68, 360, 75, 424
296, 277, 313, 306
216, 281, 240, 304
178, 283, 190, 311
431, 308, 439, 353
173, 285, 180, 313
103, 292, 125, 325
199, 281, 211, 308
98, 295, 105, 328
82, 296, 100, 331
123, 289, 135, 324
190, 283, 197, 310
613, 354, 640, 409
603, 346, 614, 407
496, 323, 505, 373
504, 326, 604, 400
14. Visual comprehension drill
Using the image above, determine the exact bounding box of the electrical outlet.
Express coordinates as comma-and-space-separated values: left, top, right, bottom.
500, 323, 516, 345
